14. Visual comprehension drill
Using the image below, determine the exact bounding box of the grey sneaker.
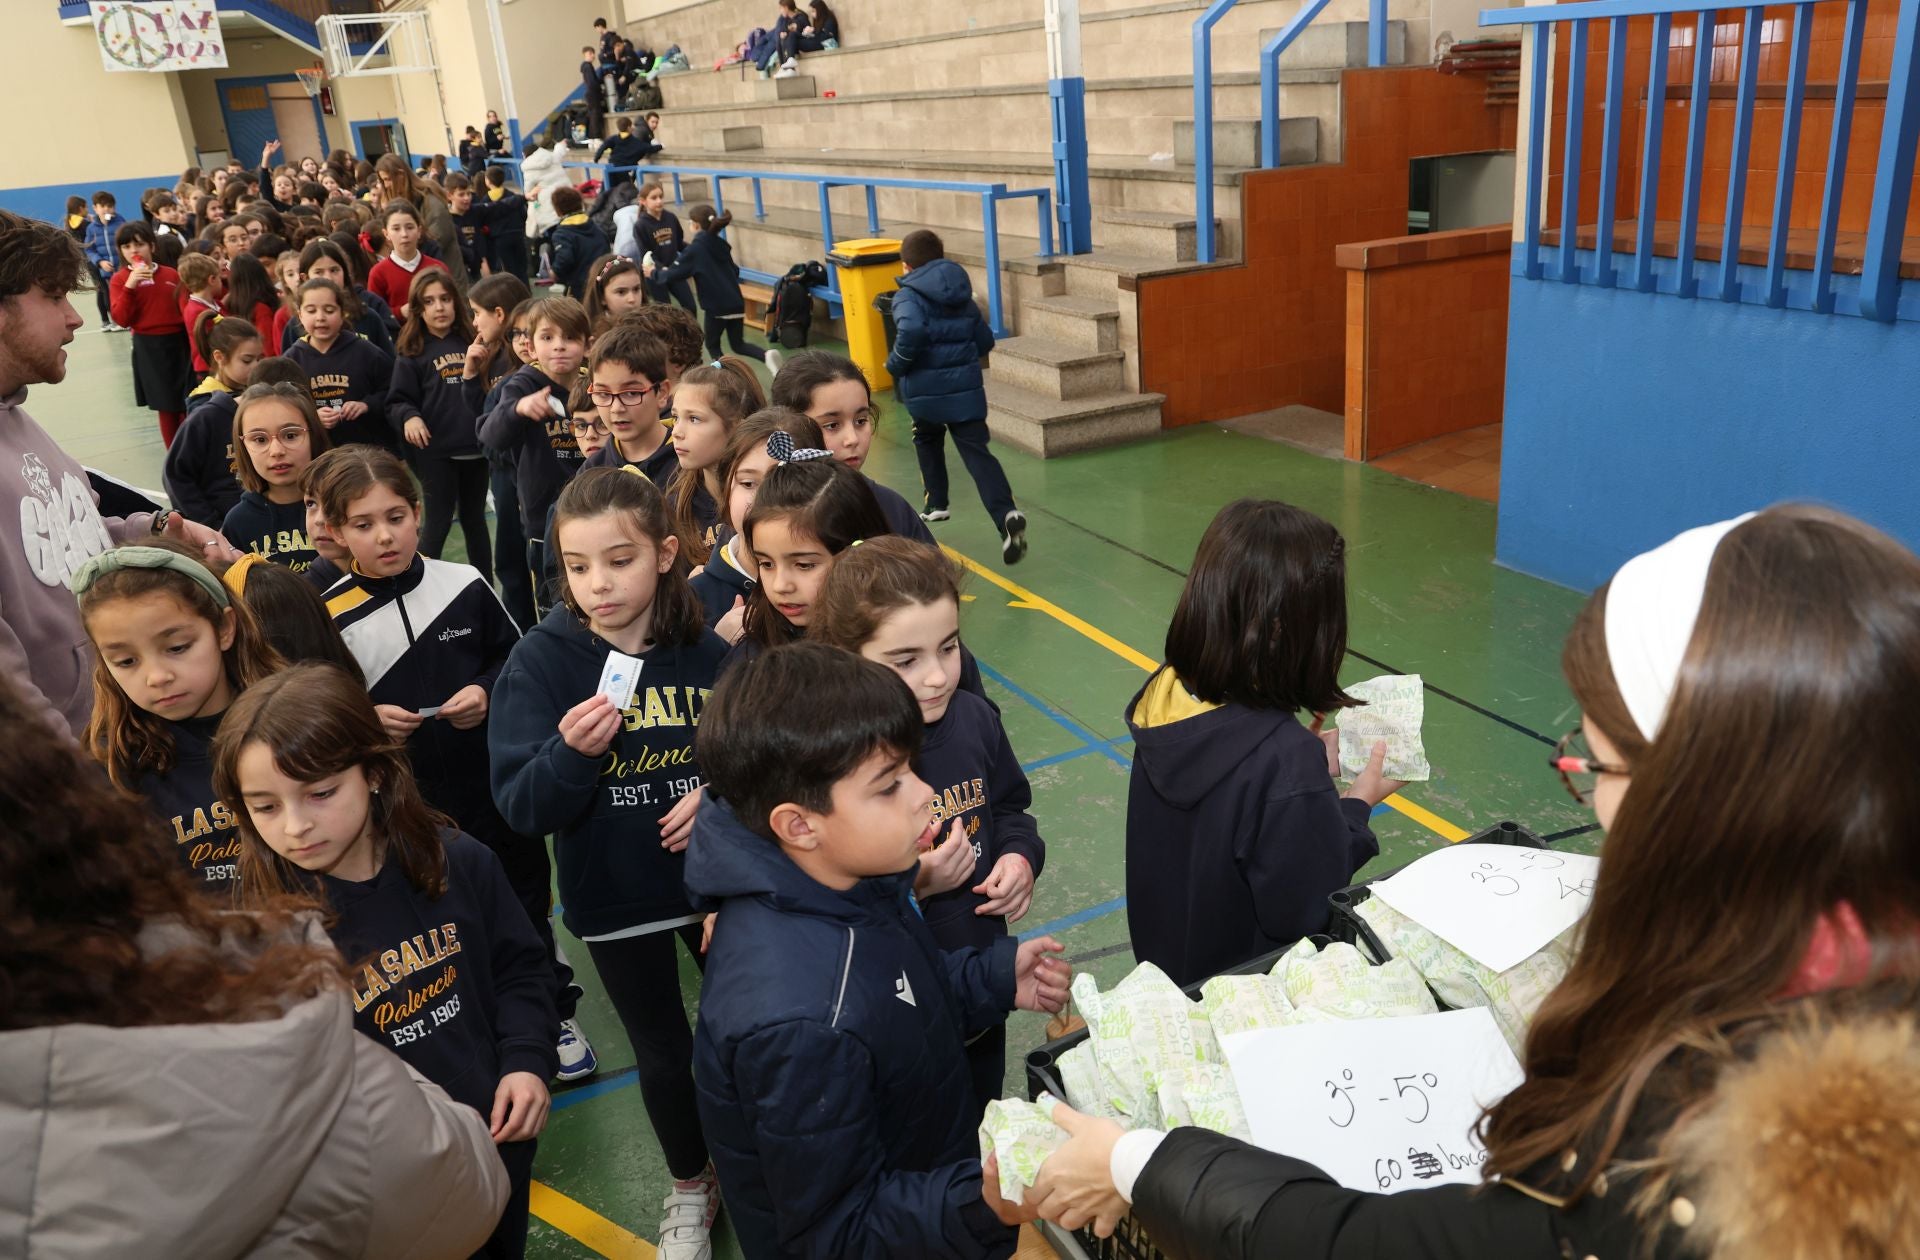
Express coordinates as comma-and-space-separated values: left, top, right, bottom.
1001, 510, 1028, 564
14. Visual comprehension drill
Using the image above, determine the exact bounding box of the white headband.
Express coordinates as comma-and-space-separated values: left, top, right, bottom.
1603, 513, 1755, 740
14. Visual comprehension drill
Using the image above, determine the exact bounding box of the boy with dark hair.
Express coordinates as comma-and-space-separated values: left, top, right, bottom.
82, 192, 127, 331
546, 185, 609, 301
444, 172, 489, 278
886, 228, 1028, 563
686, 642, 1071, 1260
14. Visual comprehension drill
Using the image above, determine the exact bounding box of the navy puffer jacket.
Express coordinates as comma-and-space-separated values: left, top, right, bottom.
883, 258, 996, 425
687, 795, 1018, 1260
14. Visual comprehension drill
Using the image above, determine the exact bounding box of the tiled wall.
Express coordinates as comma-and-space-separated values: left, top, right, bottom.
1544, 0, 1917, 238
1339, 226, 1511, 459
1136, 68, 1515, 427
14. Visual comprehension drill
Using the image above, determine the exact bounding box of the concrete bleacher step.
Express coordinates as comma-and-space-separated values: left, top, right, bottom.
1094, 209, 1223, 263
1263, 19, 1409, 69
1020, 294, 1120, 353
757, 73, 816, 101
991, 337, 1128, 400
985, 377, 1165, 458
1174, 116, 1320, 168
1057, 250, 1229, 299
704, 125, 763, 151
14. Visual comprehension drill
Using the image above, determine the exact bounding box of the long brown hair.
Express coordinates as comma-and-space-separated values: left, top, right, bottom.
215, 662, 451, 905
394, 266, 473, 357
552, 467, 708, 647
1481, 504, 1920, 1194
79, 540, 285, 790
0, 673, 342, 1031
669, 355, 764, 563
812, 536, 961, 653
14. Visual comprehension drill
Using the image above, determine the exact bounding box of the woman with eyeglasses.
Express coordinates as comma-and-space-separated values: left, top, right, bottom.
998, 504, 1920, 1260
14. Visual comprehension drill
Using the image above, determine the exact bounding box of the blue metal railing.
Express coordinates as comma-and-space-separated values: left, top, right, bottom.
1493, 0, 1920, 322
543, 160, 1054, 337
1194, 0, 1390, 261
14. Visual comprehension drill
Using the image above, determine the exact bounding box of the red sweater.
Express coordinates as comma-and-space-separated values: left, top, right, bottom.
367, 253, 448, 316
110, 266, 187, 336
182, 294, 222, 373
240, 300, 283, 356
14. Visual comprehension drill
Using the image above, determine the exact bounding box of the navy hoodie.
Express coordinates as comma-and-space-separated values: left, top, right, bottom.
865, 474, 938, 546
478, 364, 584, 539
582, 424, 679, 486
222, 492, 317, 572
388, 331, 482, 458
916, 689, 1044, 952
490, 608, 729, 939
135, 714, 241, 889
690, 535, 754, 628
548, 214, 611, 302
281, 288, 397, 355
685, 796, 1018, 1260
284, 330, 395, 450
326, 556, 521, 833
323, 831, 559, 1116
634, 207, 686, 269
163, 383, 242, 526
883, 258, 996, 426
655, 229, 746, 316
1123, 666, 1379, 987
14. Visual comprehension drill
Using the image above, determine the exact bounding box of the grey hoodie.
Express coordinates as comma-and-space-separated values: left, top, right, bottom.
0, 918, 509, 1258
0, 387, 156, 739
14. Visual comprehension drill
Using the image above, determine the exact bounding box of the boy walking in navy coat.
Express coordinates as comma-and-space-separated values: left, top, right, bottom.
686, 643, 1071, 1260
884, 229, 1028, 564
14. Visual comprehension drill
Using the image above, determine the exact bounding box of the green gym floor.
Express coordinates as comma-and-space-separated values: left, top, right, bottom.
48, 317, 1599, 1258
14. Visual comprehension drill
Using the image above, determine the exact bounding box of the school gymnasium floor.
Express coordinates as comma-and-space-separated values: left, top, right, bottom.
48, 318, 1600, 1258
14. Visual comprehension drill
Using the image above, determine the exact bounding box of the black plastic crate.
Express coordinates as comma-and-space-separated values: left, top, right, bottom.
1020, 936, 1328, 1260
1326, 819, 1547, 962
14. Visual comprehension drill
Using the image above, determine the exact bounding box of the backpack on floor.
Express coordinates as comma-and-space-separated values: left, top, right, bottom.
769, 261, 826, 347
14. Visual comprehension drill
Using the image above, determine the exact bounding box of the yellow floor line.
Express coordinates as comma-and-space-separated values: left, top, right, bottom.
945, 545, 1473, 843
530, 1180, 657, 1258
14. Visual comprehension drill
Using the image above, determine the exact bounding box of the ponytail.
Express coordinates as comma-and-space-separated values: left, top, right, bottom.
196, 315, 262, 384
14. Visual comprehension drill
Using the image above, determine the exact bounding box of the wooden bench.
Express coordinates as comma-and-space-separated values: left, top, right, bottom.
740, 280, 776, 332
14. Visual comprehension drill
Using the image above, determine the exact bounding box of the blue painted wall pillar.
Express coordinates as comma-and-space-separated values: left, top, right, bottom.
1046, 0, 1090, 255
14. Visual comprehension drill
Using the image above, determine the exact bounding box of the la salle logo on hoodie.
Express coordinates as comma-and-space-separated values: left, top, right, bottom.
894, 971, 916, 1007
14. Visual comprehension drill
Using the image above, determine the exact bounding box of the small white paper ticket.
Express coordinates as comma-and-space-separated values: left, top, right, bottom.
1338, 674, 1431, 782
548, 392, 570, 418
598, 650, 642, 710
416, 705, 443, 717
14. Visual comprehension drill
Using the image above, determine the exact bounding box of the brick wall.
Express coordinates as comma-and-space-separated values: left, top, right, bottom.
1136, 67, 1515, 427
1337, 225, 1510, 460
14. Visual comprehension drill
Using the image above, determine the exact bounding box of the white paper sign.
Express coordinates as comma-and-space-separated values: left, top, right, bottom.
93, 2, 228, 73
1372, 844, 1599, 973
1220, 1007, 1523, 1193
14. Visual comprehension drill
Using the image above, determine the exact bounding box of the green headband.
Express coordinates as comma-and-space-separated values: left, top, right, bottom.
70, 545, 231, 610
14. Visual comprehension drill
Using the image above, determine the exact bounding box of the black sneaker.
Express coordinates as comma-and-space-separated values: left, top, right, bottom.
1001, 511, 1028, 564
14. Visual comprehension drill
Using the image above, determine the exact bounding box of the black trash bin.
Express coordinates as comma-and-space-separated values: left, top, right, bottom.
873, 290, 897, 355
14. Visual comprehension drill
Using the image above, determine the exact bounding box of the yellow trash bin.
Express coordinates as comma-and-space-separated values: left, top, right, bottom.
826, 238, 903, 392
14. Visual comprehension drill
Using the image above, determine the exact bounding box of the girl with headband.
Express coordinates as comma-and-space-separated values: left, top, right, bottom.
72, 540, 284, 890
1013, 505, 1920, 1260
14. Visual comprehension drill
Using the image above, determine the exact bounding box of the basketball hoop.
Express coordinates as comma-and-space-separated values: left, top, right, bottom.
295, 65, 326, 98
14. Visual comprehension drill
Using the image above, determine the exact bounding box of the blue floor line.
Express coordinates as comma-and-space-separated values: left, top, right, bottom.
1019, 893, 1128, 942
975, 658, 1133, 772
550, 1064, 638, 1111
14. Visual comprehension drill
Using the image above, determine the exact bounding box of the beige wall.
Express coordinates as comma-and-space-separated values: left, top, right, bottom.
0, 18, 194, 193
499, 0, 626, 133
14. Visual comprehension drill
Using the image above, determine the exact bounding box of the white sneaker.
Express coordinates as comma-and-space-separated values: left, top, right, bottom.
658, 1167, 719, 1260
764, 347, 785, 375
1001, 510, 1028, 564
775, 59, 799, 78
554, 1017, 598, 1082
102, 321, 126, 333
920, 507, 951, 522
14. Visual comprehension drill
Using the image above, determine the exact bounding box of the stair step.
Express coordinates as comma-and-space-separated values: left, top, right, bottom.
1021, 295, 1121, 353
991, 337, 1127, 400
704, 125, 763, 151
755, 74, 816, 101
1174, 116, 1320, 169
1094, 208, 1223, 263
985, 378, 1164, 458
1259, 19, 1409, 69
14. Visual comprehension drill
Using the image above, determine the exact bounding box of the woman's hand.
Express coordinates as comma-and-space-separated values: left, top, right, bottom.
973, 852, 1034, 922
1028, 1104, 1130, 1237
559, 693, 622, 757
1342, 739, 1407, 808
437, 684, 490, 730
914, 819, 974, 898
404, 417, 433, 449
489, 1071, 551, 1142
659, 784, 704, 852
374, 703, 425, 740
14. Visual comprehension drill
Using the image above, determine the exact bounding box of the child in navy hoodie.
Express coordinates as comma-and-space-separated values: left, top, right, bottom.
389, 268, 492, 578
685, 642, 1071, 1260
813, 535, 1044, 1116
216, 661, 558, 1259
490, 467, 731, 1253
478, 295, 588, 612
579, 323, 678, 485
691, 408, 820, 640
222, 382, 332, 573
481, 167, 531, 284
1124, 499, 1401, 988
285, 277, 395, 451
164, 316, 263, 526
72, 541, 284, 890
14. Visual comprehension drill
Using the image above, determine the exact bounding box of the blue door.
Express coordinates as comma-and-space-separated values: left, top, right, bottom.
219, 79, 280, 169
